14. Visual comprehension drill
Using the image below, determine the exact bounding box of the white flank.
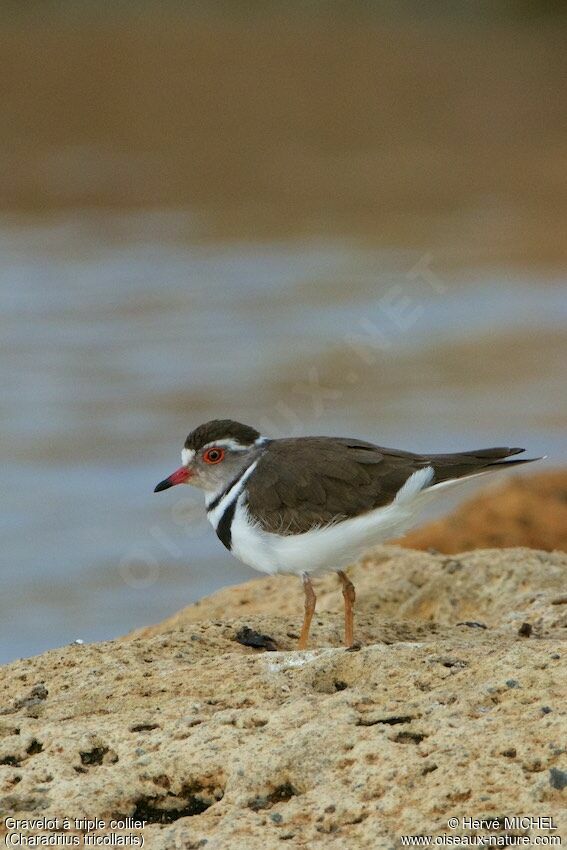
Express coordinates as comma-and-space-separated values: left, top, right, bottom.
393, 465, 434, 501
229, 465, 438, 577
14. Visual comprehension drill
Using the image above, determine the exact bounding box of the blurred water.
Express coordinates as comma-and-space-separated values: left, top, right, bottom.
1, 209, 565, 663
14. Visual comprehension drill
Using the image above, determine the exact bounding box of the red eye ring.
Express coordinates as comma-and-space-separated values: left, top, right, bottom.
203, 447, 225, 464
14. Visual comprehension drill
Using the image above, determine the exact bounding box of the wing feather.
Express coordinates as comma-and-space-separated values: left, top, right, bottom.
245, 437, 531, 536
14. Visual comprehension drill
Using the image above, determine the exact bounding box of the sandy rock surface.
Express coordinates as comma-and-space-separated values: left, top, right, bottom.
1, 547, 566, 848
401, 470, 567, 554
128, 545, 566, 641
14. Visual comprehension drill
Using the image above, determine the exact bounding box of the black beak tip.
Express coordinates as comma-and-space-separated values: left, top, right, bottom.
154, 479, 173, 493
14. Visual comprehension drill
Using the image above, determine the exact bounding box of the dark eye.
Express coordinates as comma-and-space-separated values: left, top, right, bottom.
203, 447, 225, 464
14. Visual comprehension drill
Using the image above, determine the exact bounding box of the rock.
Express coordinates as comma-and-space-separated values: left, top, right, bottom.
127, 546, 567, 641
400, 470, 567, 553
1, 547, 565, 847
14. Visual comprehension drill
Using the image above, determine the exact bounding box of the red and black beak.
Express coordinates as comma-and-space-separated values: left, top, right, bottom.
154, 466, 191, 493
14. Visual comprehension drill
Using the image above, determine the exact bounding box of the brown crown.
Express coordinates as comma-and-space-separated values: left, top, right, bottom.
184, 419, 261, 451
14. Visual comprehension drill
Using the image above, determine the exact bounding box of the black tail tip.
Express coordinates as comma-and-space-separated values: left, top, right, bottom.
497, 454, 546, 468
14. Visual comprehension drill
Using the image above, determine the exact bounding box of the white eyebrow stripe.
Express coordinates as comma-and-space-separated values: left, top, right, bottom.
181, 448, 196, 466
201, 438, 252, 452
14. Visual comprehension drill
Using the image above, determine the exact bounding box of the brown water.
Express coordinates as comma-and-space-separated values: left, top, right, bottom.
1, 9, 566, 662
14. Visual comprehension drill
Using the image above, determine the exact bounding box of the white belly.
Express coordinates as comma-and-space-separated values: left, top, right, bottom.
228, 466, 438, 576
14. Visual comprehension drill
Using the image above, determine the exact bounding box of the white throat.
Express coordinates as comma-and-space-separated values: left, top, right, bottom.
205, 459, 260, 529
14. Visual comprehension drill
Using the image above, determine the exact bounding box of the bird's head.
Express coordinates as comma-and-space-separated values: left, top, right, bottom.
154, 419, 264, 495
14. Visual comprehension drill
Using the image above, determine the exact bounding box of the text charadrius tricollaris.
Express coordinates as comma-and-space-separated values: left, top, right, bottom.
154, 419, 540, 648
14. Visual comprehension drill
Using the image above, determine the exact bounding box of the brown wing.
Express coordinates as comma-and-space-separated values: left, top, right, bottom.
245, 437, 423, 534
245, 437, 532, 535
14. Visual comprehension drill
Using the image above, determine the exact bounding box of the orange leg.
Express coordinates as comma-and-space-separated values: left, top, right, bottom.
297, 574, 316, 650
338, 570, 356, 647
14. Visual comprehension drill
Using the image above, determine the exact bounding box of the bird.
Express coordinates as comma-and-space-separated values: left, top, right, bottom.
154, 419, 540, 649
